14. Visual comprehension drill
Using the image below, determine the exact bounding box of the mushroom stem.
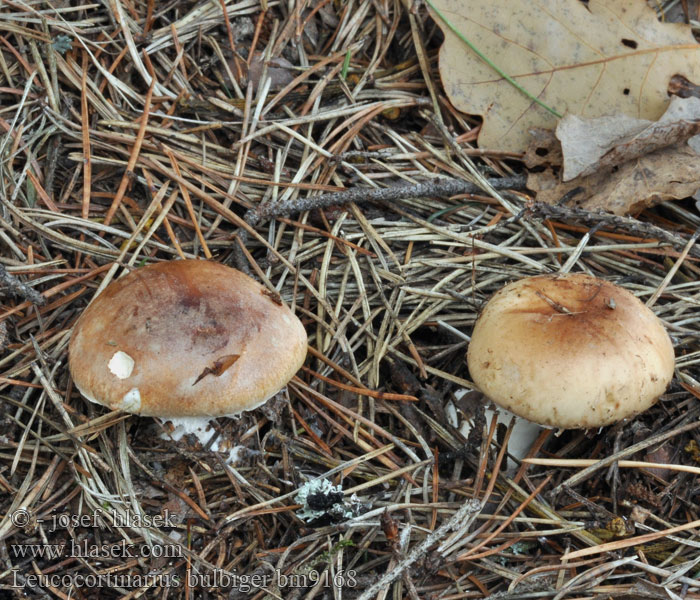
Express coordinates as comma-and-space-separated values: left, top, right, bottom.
160, 417, 244, 464
486, 408, 544, 469
452, 390, 544, 470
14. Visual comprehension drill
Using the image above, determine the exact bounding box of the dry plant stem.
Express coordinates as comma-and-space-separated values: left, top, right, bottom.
0, 264, 46, 305
523, 458, 700, 476
245, 175, 528, 224
646, 227, 700, 307
530, 203, 700, 259
356, 499, 482, 600
551, 556, 640, 600
551, 419, 700, 495
565, 517, 700, 561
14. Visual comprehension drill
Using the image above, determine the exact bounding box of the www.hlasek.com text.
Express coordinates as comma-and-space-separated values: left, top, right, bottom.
11, 539, 181, 560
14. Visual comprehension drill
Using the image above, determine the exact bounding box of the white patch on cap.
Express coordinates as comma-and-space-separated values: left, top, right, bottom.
120, 388, 141, 412
108, 351, 135, 379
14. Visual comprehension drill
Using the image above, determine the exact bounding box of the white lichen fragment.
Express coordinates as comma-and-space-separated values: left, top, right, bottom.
120, 388, 141, 412
108, 351, 135, 379
294, 478, 362, 523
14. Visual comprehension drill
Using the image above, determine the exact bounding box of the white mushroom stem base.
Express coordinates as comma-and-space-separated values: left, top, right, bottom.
160, 417, 244, 464
488, 408, 545, 469
450, 389, 545, 470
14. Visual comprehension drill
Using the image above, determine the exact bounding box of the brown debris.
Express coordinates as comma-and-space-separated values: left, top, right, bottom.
557, 97, 700, 181
527, 142, 700, 215
192, 354, 241, 386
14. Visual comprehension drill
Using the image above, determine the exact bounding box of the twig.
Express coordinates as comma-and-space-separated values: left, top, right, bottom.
530, 203, 700, 259
550, 420, 700, 495
646, 227, 700, 307
523, 457, 700, 476
356, 499, 482, 600
0, 264, 46, 305
535, 290, 574, 315
245, 175, 528, 225
565, 517, 700, 560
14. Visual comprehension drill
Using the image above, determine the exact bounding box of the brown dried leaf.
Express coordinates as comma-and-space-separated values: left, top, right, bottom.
247, 53, 296, 90
380, 510, 399, 543
527, 141, 700, 215
431, 0, 700, 152
192, 354, 241, 386
669, 74, 700, 100
558, 96, 700, 180
523, 128, 562, 169
643, 444, 673, 481
262, 288, 283, 305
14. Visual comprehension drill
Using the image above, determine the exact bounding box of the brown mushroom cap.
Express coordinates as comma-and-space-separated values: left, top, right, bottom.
69, 260, 307, 417
466, 273, 675, 429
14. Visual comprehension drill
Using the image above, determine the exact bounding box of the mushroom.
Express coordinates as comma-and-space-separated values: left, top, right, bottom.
467, 273, 675, 430
69, 260, 307, 452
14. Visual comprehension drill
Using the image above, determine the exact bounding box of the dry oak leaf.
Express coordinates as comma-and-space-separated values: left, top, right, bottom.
526, 141, 700, 215
523, 128, 562, 168
431, 0, 700, 153
558, 96, 700, 180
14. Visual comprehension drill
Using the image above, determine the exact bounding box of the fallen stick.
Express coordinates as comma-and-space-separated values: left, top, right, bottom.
522, 457, 700, 476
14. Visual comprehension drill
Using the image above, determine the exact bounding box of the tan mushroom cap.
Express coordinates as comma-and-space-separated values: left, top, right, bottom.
466, 273, 675, 429
69, 260, 307, 417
